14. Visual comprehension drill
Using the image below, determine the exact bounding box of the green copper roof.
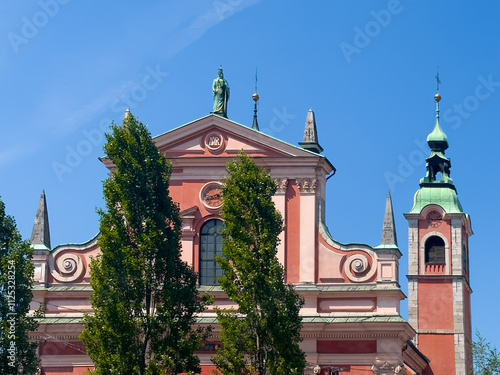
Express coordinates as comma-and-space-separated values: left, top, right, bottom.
409, 186, 463, 214
427, 93, 449, 152
427, 118, 448, 151
36, 315, 407, 325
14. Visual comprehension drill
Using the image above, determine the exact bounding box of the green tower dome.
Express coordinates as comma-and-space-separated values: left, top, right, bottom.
409, 91, 463, 214
426, 93, 449, 152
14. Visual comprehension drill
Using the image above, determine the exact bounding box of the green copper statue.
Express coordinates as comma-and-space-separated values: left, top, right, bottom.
212, 66, 230, 117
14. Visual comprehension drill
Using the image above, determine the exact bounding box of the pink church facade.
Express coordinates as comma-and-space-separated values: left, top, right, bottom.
29, 96, 471, 374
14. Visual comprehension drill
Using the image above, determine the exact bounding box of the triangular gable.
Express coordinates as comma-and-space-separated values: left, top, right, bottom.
153, 114, 327, 160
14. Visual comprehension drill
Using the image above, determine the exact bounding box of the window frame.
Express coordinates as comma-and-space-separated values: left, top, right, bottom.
199, 219, 225, 286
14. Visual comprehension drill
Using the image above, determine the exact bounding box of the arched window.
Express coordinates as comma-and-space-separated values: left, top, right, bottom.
200, 219, 224, 285
425, 236, 445, 264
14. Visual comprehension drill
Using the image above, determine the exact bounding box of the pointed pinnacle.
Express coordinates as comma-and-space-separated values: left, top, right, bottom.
31, 191, 51, 249
299, 109, 323, 154
303, 109, 317, 143
380, 191, 398, 247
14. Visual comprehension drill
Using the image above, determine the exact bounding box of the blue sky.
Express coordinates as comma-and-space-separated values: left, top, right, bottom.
1, 1, 499, 349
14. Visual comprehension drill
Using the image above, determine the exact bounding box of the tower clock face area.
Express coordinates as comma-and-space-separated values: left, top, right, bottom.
426, 210, 443, 228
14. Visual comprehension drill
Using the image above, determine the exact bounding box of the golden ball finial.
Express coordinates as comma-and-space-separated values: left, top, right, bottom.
252, 92, 259, 102
434, 93, 441, 103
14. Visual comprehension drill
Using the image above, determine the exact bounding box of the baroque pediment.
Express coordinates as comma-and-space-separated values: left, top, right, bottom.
152, 114, 326, 160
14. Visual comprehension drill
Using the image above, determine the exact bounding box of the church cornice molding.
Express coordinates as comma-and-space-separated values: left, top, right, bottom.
301, 332, 409, 340
31, 333, 83, 341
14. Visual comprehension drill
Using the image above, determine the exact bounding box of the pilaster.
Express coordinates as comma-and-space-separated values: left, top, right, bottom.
406, 218, 419, 275
297, 177, 317, 283
273, 177, 288, 267
453, 277, 467, 375
180, 206, 199, 265
407, 279, 418, 341
454, 333, 467, 375
33, 249, 49, 286
451, 217, 463, 275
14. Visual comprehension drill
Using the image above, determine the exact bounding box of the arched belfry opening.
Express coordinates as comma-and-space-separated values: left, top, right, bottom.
424, 236, 445, 265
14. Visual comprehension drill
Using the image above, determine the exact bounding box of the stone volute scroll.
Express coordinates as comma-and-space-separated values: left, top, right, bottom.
343, 252, 377, 283
49, 251, 86, 283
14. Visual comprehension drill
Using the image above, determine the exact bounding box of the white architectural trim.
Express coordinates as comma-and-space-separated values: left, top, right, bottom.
419, 231, 450, 275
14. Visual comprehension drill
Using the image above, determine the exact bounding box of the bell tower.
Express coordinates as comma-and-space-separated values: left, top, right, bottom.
404, 89, 473, 375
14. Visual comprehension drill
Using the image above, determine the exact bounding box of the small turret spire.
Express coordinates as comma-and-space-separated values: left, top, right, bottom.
252, 68, 260, 130
435, 69, 441, 123
31, 190, 51, 250
427, 71, 448, 152
299, 109, 323, 154
409, 81, 463, 214
379, 191, 398, 248
124, 108, 131, 120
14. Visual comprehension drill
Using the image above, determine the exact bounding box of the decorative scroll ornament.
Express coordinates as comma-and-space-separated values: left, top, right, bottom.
344, 253, 377, 282
296, 177, 317, 193
274, 178, 288, 194
49, 252, 85, 283
371, 361, 407, 375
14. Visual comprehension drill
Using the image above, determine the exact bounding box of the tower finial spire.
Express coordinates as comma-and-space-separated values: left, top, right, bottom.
434, 68, 441, 122
428, 75, 447, 153
252, 68, 260, 130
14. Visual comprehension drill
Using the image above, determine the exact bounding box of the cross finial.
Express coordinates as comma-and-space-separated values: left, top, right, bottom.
435, 67, 440, 93
252, 67, 260, 130
254, 67, 258, 94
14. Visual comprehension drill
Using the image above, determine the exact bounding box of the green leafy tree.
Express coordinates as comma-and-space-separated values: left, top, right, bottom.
473, 331, 500, 375
0, 197, 39, 374
80, 114, 210, 375
214, 152, 306, 375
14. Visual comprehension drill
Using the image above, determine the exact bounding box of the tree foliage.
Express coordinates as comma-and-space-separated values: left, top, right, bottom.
0, 197, 39, 374
473, 331, 500, 375
214, 152, 306, 375
80, 114, 209, 375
